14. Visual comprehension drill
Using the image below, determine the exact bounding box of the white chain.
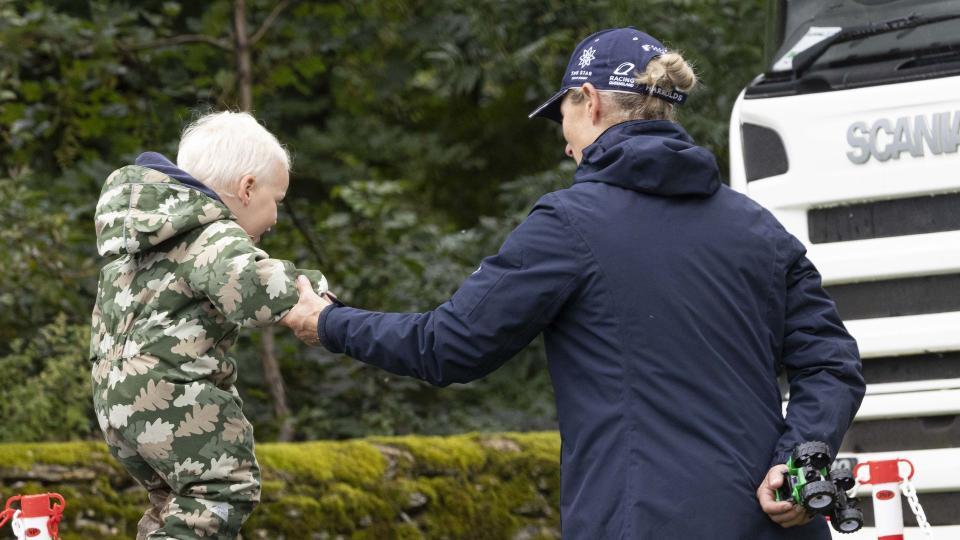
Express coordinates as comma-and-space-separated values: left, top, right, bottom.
901, 477, 933, 536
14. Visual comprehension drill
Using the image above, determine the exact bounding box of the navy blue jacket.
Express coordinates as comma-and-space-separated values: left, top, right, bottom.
319, 120, 865, 539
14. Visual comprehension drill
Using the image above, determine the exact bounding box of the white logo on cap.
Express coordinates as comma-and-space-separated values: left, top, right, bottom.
641, 44, 668, 54
613, 62, 636, 76
578, 46, 597, 68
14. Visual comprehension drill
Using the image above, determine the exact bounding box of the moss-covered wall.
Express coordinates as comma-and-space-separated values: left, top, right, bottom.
0, 432, 561, 539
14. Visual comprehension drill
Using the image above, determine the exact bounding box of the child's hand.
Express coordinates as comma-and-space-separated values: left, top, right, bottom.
280, 275, 333, 346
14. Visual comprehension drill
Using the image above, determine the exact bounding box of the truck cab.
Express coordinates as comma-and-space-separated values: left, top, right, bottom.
728, 1, 960, 537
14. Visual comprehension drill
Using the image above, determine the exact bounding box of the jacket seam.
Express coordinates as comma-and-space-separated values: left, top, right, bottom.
467, 193, 590, 373
550, 191, 632, 538
465, 239, 525, 322
764, 230, 783, 365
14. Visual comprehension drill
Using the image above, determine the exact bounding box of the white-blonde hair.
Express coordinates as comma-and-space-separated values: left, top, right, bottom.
177, 111, 291, 191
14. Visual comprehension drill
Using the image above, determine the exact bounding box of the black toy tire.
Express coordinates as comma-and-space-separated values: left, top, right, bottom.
801, 480, 836, 513
793, 441, 832, 469
829, 467, 856, 492
832, 507, 864, 534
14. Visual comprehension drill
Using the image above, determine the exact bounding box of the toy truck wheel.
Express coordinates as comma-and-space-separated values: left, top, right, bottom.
800, 480, 836, 512
792, 441, 832, 469
829, 467, 856, 492
831, 507, 864, 533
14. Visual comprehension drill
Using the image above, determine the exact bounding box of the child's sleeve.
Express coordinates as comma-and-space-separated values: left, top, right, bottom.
295, 268, 329, 293
184, 220, 329, 328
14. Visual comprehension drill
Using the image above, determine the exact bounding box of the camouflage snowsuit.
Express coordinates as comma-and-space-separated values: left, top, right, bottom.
90, 164, 327, 539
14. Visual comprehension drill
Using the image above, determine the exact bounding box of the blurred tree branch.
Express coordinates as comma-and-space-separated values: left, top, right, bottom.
283, 199, 326, 265
121, 34, 231, 51
250, 0, 292, 46
117, 1, 292, 54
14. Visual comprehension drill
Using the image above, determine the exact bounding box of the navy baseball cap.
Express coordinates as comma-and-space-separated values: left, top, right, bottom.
529, 27, 688, 123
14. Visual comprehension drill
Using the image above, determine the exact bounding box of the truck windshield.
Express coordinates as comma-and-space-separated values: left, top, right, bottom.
747, 0, 960, 96
770, 0, 960, 73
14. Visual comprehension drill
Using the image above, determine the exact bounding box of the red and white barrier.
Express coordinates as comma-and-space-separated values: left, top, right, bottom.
854, 459, 916, 540
0, 493, 65, 540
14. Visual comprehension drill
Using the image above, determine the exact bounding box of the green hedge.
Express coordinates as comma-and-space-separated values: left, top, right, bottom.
0, 432, 561, 539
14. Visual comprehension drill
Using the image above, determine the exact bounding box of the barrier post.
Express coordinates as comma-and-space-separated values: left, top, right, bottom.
0, 493, 66, 540
853, 459, 915, 540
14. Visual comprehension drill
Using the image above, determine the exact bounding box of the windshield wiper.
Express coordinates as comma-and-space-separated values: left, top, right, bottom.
789, 12, 960, 77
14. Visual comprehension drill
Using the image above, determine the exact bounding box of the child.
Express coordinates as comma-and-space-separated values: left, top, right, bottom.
90, 111, 327, 539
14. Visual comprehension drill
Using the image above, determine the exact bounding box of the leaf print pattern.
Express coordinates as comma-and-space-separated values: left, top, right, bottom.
173, 382, 204, 408
133, 379, 176, 412
175, 403, 220, 437
221, 417, 248, 443
90, 161, 311, 536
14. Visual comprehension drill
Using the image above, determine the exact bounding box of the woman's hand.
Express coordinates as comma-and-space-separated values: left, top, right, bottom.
757, 464, 814, 528
279, 275, 332, 346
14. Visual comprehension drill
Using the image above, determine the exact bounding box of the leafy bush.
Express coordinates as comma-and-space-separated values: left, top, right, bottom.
0, 315, 95, 442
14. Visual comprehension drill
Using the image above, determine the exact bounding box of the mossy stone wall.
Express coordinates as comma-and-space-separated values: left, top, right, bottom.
0, 432, 561, 539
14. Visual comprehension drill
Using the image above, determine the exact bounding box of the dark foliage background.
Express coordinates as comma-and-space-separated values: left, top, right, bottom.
0, 0, 767, 442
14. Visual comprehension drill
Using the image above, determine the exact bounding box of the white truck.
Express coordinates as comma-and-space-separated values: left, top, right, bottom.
728, 1, 960, 538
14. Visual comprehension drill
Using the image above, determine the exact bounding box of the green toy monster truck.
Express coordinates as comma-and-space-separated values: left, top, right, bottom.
776, 441, 864, 534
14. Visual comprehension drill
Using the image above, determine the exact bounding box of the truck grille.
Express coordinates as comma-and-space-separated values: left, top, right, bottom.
861, 352, 960, 385
824, 274, 960, 320
808, 191, 960, 244
841, 415, 960, 453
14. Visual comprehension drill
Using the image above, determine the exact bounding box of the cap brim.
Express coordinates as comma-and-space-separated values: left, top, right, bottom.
528, 88, 569, 123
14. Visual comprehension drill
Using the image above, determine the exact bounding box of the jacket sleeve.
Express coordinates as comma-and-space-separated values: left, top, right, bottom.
772, 239, 865, 465
185, 220, 329, 328
318, 194, 587, 386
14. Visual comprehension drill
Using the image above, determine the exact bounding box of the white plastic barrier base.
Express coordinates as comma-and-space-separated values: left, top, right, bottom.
831, 525, 960, 539
10, 513, 56, 540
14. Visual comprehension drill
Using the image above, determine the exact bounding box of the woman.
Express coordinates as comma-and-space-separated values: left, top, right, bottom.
285, 27, 863, 539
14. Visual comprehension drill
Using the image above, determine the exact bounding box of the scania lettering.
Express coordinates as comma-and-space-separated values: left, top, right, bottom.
846, 112, 960, 164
